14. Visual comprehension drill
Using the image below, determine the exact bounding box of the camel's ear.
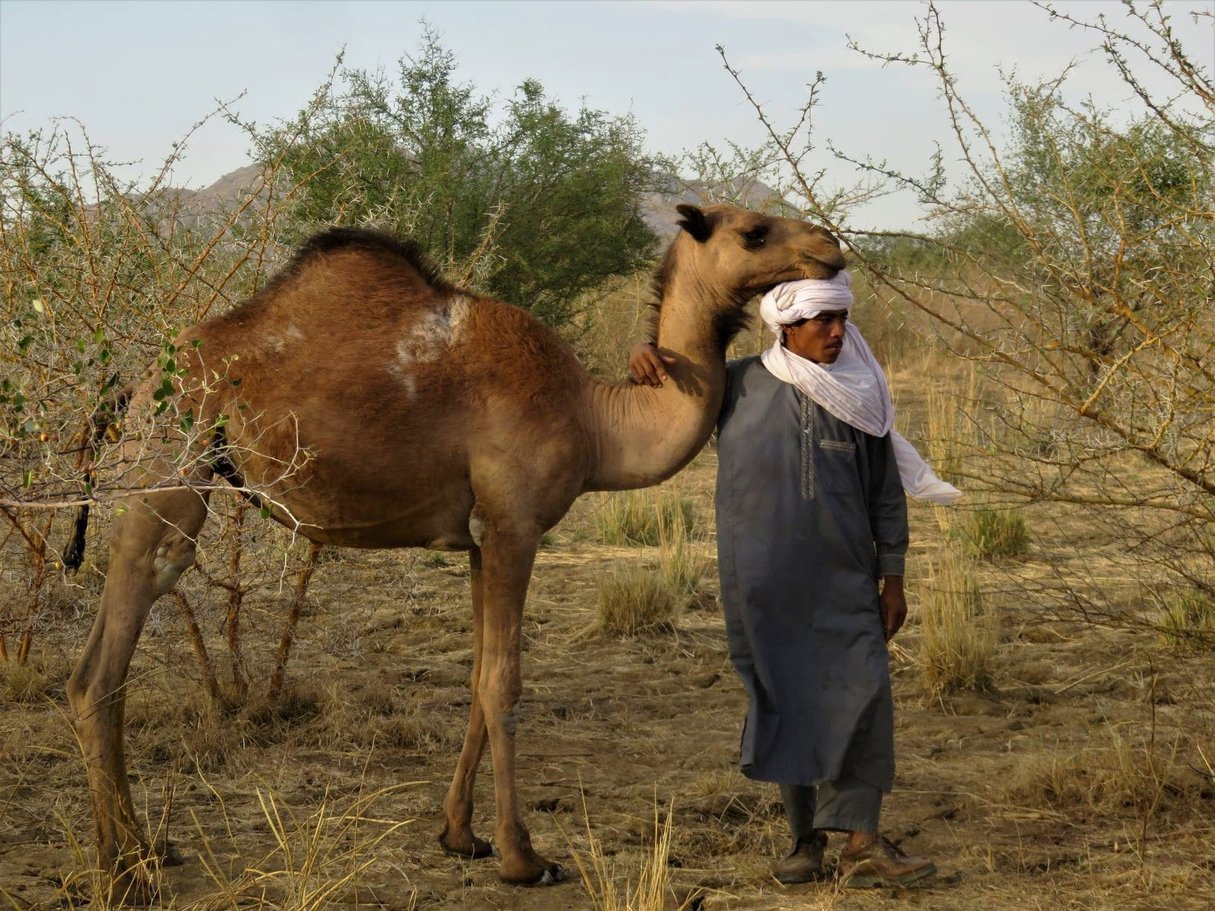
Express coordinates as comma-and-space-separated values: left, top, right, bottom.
675, 204, 713, 243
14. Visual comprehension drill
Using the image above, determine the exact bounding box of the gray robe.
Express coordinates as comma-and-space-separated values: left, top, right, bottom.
715, 356, 907, 791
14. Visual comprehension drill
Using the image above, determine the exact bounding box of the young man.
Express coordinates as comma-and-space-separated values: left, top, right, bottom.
629, 270, 958, 887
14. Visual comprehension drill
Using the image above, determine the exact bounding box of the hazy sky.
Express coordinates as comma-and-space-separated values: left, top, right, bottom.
2, 0, 1211, 229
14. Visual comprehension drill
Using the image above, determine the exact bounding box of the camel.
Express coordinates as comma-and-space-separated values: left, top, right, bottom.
66, 203, 845, 897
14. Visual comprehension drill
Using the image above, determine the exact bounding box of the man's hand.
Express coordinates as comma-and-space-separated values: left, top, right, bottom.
879, 576, 907, 641
628, 342, 676, 387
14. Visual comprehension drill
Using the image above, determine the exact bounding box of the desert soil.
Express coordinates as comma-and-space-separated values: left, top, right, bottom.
2, 445, 1213, 911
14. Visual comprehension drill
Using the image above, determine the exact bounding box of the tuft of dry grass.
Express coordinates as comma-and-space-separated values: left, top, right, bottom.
596, 568, 680, 637
563, 273, 656, 380
192, 782, 418, 911
1157, 589, 1215, 653
1003, 725, 1202, 817
314, 681, 459, 752
592, 486, 708, 636
655, 507, 711, 604
918, 543, 996, 696
0, 654, 68, 703
959, 506, 1031, 559
923, 359, 982, 487
570, 796, 696, 911
594, 488, 698, 547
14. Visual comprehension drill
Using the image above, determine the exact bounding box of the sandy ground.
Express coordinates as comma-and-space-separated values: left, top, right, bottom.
2, 449, 1213, 911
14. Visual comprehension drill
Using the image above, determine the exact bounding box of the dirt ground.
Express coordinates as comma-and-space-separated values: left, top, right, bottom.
2, 445, 1213, 911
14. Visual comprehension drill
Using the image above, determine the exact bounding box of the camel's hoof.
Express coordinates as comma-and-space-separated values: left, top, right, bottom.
438, 832, 495, 861
157, 840, 186, 867
535, 864, 567, 886
502, 862, 567, 887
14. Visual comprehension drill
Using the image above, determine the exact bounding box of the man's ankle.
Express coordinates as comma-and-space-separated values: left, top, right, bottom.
844, 831, 877, 852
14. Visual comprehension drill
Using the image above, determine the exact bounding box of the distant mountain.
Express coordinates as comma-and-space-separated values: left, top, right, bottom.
170, 165, 791, 243
639, 175, 793, 240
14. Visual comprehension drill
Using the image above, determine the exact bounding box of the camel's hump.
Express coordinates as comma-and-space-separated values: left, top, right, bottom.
288, 227, 458, 297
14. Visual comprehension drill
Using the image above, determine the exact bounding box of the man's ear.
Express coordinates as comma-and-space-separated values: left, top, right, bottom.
675, 204, 712, 243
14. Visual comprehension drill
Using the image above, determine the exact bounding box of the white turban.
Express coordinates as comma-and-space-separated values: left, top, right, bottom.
760, 270, 855, 330
758, 274, 962, 505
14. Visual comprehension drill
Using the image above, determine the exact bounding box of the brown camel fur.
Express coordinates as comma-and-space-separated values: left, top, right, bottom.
66, 203, 845, 897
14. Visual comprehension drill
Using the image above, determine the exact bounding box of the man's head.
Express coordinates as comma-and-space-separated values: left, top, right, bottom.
759, 271, 854, 364
781, 311, 848, 363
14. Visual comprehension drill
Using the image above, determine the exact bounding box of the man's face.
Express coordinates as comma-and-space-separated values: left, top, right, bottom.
782, 311, 848, 363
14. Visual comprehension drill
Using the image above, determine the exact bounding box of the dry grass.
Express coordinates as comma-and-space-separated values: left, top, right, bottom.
1003, 723, 1202, 817
1157, 590, 1215, 653
0, 653, 68, 703
191, 782, 418, 911
958, 506, 1031, 559
923, 359, 983, 487
593, 488, 699, 548
918, 542, 996, 696
3, 290, 1214, 911
313, 681, 459, 752
570, 797, 694, 911
655, 507, 712, 605
564, 273, 656, 380
596, 568, 680, 637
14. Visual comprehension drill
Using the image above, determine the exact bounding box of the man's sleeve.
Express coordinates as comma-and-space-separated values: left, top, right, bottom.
869, 432, 909, 577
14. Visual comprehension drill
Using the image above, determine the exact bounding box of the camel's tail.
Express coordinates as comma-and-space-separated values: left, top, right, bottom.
61, 393, 276, 572
61, 387, 131, 572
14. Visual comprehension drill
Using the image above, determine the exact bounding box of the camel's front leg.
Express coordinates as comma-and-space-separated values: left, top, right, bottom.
67, 486, 208, 902
476, 518, 565, 885
438, 545, 493, 860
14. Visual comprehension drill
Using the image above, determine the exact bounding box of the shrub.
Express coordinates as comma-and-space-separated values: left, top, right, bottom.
254, 30, 660, 329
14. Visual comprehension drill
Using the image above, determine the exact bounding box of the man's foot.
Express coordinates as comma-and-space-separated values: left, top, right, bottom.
772, 831, 827, 884
837, 836, 936, 888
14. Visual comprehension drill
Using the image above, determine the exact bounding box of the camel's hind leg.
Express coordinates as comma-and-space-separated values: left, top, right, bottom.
438, 545, 493, 860
66, 482, 209, 900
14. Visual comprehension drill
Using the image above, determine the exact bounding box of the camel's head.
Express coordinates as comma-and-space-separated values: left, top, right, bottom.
669, 203, 846, 304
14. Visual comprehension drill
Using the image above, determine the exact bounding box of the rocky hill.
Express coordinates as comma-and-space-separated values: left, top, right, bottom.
172, 165, 790, 243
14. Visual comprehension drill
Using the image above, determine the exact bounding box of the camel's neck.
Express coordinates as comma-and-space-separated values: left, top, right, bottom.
583, 270, 730, 491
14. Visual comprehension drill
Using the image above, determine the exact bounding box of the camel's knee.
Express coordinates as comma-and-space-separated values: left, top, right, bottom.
150, 533, 198, 597
66, 667, 90, 717
478, 674, 522, 736
67, 657, 122, 728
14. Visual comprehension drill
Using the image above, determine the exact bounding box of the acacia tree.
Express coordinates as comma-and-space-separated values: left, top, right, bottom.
862, 3, 1213, 626
710, 1, 1214, 630
252, 30, 660, 327
0, 39, 662, 668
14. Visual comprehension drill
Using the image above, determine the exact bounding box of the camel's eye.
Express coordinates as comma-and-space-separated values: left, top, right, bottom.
741, 226, 769, 249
